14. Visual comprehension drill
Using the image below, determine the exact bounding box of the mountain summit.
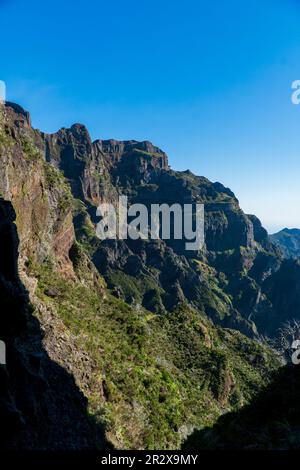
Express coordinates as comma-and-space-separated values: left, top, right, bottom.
270, 228, 300, 259
0, 101, 299, 450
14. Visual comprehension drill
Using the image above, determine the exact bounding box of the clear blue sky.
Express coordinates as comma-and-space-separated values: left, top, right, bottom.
1, 0, 300, 233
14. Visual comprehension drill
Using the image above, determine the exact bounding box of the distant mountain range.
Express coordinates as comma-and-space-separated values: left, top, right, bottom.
270, 228, 300, 259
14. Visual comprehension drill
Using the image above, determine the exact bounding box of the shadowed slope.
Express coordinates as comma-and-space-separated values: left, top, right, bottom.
0, 198, 107, 450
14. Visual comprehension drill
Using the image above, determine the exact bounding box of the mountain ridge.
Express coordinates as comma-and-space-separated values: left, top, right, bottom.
270, 227, 300, 259
0, 100, 299, 450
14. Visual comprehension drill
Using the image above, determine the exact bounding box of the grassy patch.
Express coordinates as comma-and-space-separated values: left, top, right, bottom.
30, 260, 279, 449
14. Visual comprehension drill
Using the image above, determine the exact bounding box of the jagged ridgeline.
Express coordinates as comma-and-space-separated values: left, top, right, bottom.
270, 228, 300, 259
0, 101, 299, 450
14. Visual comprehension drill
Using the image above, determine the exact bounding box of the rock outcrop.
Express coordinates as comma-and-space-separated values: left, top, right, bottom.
0, 199, 106, 450
30, 107, 289, 338
0, 101, 298, 450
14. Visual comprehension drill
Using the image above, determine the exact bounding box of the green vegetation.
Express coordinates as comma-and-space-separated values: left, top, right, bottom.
44, 162, 73, 213
30, 258, 279, 450
1, 101, 290, 451
20, 134, 42, 161
0, 109, 13, 149
0, 127, 12, 149
183, 364, 300, 450
106, 270, 164, 311
132, 148, 163, 158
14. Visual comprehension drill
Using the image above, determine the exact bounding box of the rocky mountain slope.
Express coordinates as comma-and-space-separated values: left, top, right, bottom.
270, 228, 300, 259
183, 364, 300, 450
0, 101, 299, 450
0, 200, 107, 450
37, 103, 300, 340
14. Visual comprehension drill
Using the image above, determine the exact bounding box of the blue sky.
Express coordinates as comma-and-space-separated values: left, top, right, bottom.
1, 0, 300, 232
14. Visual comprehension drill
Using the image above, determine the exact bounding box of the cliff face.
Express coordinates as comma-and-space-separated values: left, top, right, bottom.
42, 127, 169, 207
0, 104, 108, 450
0, 101, 298, 450
34, 109, 289, 338
0, 199, 106, 450
0, 103, 75, 273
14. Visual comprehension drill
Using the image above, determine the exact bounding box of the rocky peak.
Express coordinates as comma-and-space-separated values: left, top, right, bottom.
270, 227, 300, 259
2, 100, 300, 451
93, 138, 169, 179
3, 102, 31, 129
95, 138, 167, 159
42, 127, 170, 202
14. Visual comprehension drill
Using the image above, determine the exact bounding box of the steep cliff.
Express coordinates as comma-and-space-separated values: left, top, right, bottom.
0, 198, 107, 450
0, 101, 296, 450
0, 104, 108, 450
35, 109, 291, 339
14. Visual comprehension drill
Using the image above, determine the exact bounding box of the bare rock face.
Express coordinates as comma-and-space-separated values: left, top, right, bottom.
94, 139, 169, 185
1, 101, 300, 451
42, 126, 169, 207
3, 101, 293, 338
7, 100, 281, 336
4, 102, 31, 129
0, 103, 77, 279
0, 199, 106, 450
0, 104, 107, 450
40, 118, 263, 252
